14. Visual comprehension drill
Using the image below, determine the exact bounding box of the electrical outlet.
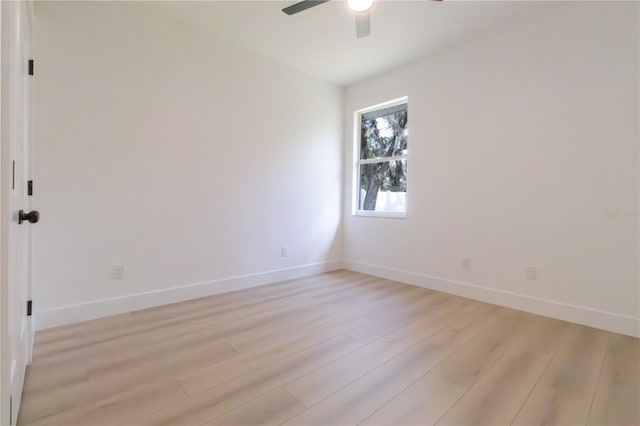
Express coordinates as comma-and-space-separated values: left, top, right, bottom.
281, 247, 288, 258
112, 265, 125, 280
462, 257, 471, 270
526, 266, 537, 280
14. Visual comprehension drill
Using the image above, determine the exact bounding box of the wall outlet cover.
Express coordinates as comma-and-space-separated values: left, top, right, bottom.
526, 266, 537, 280
112, 265, 125, 280
462, 257, 471, 270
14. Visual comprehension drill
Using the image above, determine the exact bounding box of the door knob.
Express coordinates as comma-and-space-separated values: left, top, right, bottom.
18, 210, 39, 224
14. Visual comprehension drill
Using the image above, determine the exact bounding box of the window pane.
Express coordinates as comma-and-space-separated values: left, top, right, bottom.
359, 159, 407, 212
360, 104, 408, 160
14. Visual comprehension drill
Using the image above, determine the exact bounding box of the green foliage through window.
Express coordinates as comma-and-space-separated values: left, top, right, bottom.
358, 102, 408, 212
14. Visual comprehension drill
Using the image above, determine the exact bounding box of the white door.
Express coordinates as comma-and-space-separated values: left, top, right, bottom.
1, 1, 34, 424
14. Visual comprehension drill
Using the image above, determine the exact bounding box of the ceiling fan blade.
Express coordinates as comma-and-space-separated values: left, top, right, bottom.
355, 11, 370, 38
282, 0, 330, 15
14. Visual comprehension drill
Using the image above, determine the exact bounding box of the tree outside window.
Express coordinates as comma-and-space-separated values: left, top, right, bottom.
357, 100, 408, 215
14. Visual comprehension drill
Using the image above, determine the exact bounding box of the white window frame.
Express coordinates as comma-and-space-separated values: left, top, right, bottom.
352, 97, 408, 218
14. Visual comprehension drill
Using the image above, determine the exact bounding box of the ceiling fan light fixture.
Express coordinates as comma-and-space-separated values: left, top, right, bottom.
347, 0, 374, 13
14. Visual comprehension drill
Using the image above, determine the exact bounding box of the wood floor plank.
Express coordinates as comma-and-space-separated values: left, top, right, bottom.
283, 298, 471, 407
425, 302, 503, 349
512, 323, 608, 426
19, 340, 237, 423
344, 290, 450, 344
283, 340, 455, 426
587, 333, 640, 426
22, 274, 393, 421
22, 360, 89, 395
87, 340, 238, 385
21, 379, 188, 426
177, 311, 373, 396
360, 373, 465, 426
228, 307, 371, 354
136, 334, 366, 425
512, 385, 590, 426
358, 305, 507, 426
30, 332, 143, 369
19, 271, 639, 426
437, 316, 566, 425
429, 309, 527, 388
175, 283, 430, 397
205, 388, 305, 426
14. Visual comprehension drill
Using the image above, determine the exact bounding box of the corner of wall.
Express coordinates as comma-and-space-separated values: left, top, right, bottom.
344, 259, 640, 338
35, 260, 343, 330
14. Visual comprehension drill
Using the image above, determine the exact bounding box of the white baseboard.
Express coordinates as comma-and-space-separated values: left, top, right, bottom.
35, 258, 639, 338
344, 259, 640, 338
35, 260, 343, 330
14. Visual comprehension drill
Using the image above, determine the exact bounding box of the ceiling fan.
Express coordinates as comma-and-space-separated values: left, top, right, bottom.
282, 0, 442, 39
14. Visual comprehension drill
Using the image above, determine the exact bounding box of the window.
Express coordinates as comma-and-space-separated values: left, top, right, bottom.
354, 98, 408, 217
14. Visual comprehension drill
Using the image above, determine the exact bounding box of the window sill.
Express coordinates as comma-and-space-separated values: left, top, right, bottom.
354, 210, 406, 219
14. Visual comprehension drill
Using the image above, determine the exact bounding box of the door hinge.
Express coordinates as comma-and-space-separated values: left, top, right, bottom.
27, 300, 32, 316
28, 59, 34, 76
9, 395, 13, 424
28, 180, 33, 196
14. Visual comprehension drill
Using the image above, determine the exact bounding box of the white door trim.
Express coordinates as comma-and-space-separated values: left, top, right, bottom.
1, 1, 35, 424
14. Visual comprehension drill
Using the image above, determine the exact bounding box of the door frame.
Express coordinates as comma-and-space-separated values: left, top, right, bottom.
1, 2, 6, 421
0, 1, 35, 424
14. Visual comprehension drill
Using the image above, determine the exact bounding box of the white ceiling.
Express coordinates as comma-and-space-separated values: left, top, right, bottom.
151, 1, 552, 87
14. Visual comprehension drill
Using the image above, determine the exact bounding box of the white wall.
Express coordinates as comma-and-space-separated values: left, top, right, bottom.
33, 1, 640, 337
343, 2, 640, 336
32, 1, 343, 328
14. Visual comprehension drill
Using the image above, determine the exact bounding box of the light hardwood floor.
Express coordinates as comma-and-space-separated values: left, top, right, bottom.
19, 270, 640, 425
